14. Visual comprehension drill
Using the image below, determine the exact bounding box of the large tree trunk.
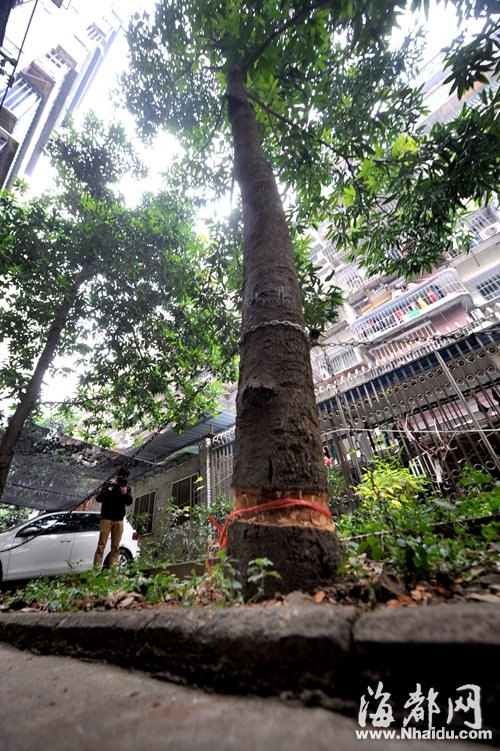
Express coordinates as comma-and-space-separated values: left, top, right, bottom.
0, 269, 88, 499
226, 69, 340, 595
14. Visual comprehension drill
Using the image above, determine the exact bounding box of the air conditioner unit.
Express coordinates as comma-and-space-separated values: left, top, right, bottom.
479, 223, 500, 241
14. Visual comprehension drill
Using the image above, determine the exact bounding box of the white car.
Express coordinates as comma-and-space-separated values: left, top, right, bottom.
0, 512, 139, 583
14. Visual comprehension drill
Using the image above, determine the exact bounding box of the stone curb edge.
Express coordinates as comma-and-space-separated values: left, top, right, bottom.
0, 601, 499, 735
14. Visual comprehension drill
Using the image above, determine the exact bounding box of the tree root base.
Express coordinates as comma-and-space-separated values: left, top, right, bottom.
226, 520, 342, 600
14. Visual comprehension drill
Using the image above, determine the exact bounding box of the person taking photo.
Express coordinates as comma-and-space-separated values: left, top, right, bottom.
93, 476, 133, 568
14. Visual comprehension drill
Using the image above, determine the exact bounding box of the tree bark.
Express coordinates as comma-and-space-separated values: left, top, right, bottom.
226, 68, 336, 535
0, 268, 88, 499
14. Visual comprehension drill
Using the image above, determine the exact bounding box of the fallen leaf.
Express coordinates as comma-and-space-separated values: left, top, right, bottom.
410, 586, 431, 603
314, 591, 326, 603
379, 568, 407, 599
116, 596, 136, 609
386, 596, 415, 608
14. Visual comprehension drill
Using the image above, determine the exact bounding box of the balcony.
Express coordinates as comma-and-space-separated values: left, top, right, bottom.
334, 264, 366, 296
326, 345, 364, 377
465, 262, 500, 304
350, 269, 473, 342
465, 204, 500, 248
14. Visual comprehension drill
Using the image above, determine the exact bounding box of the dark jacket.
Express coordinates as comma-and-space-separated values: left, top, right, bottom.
96, 485, 133, 521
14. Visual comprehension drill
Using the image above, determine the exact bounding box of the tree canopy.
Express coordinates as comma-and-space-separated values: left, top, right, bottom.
123, 0, 499, 278
0, 113, 241, 496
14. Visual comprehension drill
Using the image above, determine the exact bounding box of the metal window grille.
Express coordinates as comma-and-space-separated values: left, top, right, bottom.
134, 491, 156, 535
476, 271, 500, 302
171, 474, 200, 515
335, 265, 365, 295
323, 243, 347, 268
327, 346, 361, 375
371, 322, 437, 364
0, 77, 38, 116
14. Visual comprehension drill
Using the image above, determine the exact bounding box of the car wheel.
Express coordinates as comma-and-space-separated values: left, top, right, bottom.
103, 548, 133, 570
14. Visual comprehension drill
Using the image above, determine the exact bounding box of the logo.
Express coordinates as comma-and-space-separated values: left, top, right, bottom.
356, 682, 492, 741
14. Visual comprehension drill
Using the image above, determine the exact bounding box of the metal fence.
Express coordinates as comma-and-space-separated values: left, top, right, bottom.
207, 308, 500, 513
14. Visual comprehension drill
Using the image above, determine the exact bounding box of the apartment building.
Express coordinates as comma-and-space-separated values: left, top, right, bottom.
308, 58, 500, 384
0, 0, 122, 188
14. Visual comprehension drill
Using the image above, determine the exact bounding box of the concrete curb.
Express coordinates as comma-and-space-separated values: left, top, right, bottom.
0, 601, 499, 737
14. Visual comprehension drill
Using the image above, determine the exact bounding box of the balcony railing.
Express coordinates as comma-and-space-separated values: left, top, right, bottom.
350, 269, 471, 341
466, 204, 500, 248
327, 345, 364, 376
334, 264, 366, 295
466, 262, 500, 303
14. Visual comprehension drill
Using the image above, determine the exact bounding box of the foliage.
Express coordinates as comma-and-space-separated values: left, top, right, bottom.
2, 550, 280, 610
122, 0, 499, 282
2, 565, 181, 612
245, 556, 282, 602
47, 111, 147, 201
0, 503, 30, 533
334, 84, 500, 277
326, 466, 349, 515
293, 232, 343, 338
207, 550, 244, 604
0, 114, 239, 447
136, 493, 234, 566
337, 460, 500, 581
204, 551, 281, 605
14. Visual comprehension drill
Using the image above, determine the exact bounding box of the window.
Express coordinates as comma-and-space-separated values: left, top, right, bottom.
476, 271, 500, 302
0, 77, 39, 117
45, 49, 69, 73
87, 24, 105, 43
71, 513, 101, 533
134, 491, 156, 535
171, 474, 200, 523
16, 514, 78, 537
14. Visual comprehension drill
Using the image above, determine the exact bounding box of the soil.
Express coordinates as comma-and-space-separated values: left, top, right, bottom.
2, 562, 499, 614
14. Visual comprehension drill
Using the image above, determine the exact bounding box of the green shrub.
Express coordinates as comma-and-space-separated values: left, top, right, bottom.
0, 504, 30, 533
337, 459, 500, 582
137, 493, 233, 566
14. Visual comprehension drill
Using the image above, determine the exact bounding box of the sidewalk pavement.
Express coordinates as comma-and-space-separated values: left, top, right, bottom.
0, 598, 499, 747
0, 643, 497, 751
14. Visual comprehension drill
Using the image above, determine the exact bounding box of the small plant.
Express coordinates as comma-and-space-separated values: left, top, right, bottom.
204, 549, 244, 605
137, 493, 233, 566
326, 467, 348, 515
4, 566, 135, 612
246, 557, 281, 602
336, 459, 500, 584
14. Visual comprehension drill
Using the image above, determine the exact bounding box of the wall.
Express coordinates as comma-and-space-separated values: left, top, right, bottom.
131, 453, 202, 539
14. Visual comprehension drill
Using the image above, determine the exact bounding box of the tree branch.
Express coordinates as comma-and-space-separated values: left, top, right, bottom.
246, 90, 344, 162
243, 0, 333, 72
